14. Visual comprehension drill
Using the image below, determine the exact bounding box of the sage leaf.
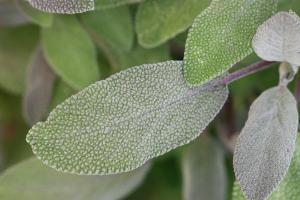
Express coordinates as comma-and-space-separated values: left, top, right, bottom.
0, 1, 28, 27
42, 15, 100, 90
252, 12, 300, 70
23, 46, 56, 126
95, 0, 142, 10
233, 134, 300, 200
81, 6, 133, 51
0, 158, 150, 200
26, 61, 228, 175
136, 0, 211, 48
16, 0, 53, 28
184, 0, 278, 86
182, 136, 227, 200
233, 87, 298, 200
26, 0, 94, 14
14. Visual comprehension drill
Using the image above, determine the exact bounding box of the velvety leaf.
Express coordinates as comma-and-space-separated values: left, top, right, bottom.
26, 0, 94, 14
184, 0, 278, 86
42, 15, 100, 90
95, 0, 142, 10
136, 0, 211, 48
23, 46, 56, 126
182, 136, 227, 200
0, 158, 150, 200
233, 87, 298, 200
253, 12, 300, 68
16, 0, 53, 27
0, 25, 39, 95
81, 6, 133, 51
0, 1, 28, 27
233, 135, 300, 200
26, 61, 228, 175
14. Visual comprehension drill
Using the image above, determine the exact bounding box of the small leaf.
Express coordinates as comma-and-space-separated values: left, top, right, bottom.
23, 46, 56, 126
81, 6, 134, 51
233, 87, 298, 200
42, 15, 100, 90
182, 136, 227, 200
184, 0, 278, 86
136, 0, 211, 48
0, 158, 150, 200
0, 1, 28, 27
233, 134, 300, 200
26, 61, 228, 175
26, 0, 94, 14
252, 11, 300, 68
95, 0, 142, 10
16, 0, 53, 28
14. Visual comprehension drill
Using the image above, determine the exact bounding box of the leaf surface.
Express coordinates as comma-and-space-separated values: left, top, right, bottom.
0, 1, 28, 27
95, 0, 142, 10
27, 61, 228, 175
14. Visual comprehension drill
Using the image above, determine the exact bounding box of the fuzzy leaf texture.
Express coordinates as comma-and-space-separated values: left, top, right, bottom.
184, 0, 278, 86
182, 136, 227, 200
42, 15, 100, 90
0, 158, 150, 200
233, 135, 300, 200
135, 0, 211, 48
26, 61, 228, 175
253, 11, 300, 70
233, 87, 299, 200
26, 0, 94, 14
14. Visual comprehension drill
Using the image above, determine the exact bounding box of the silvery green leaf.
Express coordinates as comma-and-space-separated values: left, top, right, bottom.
95, 0, 142, 10
26, 0, 94, 14
182, 136, 227, 200
135, 0, 211, 48
23, 46, 56, 126
184, 0, 278, 86
233, 87, 298, 200
26, 61, 228, 175
233, 134, 300, 200
252, 11, 300, 68
0, 158, 150, 200
0, 1, 28, 27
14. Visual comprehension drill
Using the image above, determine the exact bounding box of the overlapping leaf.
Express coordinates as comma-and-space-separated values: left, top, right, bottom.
0, 158, 150, 200
182, 136, 227, 200
95, 0, 142, 10
184, 0, 278, 86
234, 87, 298, 200
136, 0, 211, 48
42, 15, 100, 90
26, 61, 228, 175
0, 1, 28, 27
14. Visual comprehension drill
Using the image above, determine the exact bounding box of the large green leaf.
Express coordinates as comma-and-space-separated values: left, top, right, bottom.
0, 158, 149, 200
182, 136, 227, 200
81, 6, 133, 51
233, 87, 298, 200
184, 0, 278, 86
233, 135, 300, 200
42, 15, 100, 90
95, 0, 142, 10
0, 25, 38, 95
26, 61, 228, 175
136, 0, 211, 48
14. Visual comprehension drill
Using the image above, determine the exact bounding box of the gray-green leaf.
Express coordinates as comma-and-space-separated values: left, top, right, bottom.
233, 86, 298, 200
136, 0, 211, 48
26, 61, 228, 175
182, 136, 227, 200
184, 0, 278, 86
42, 15, 100, 90
0, 1, 28, 27
0, 158, 149, 200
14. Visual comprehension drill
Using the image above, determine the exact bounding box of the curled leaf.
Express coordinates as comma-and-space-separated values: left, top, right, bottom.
26, 61, 228, 175
233, 87, 298, 200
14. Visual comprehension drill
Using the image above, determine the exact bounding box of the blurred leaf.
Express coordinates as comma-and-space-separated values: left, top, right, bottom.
182, 136, 227, 200
136, 0, 210, 48
0, 158, 150, 200
42, 15, 100, 90
26, 61, 228, 175
184, 0, 278, 86
81, 6, 133, 52
0, 25, 39, 95
16, 0, 53, 27
233, 86, 298, 200
233, 135, 300, 200
0, 1, 28, 27
27, 0, 94, 14
22, 46, 56, 126
279, 0, 300, 14
95, 0, 142, 10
